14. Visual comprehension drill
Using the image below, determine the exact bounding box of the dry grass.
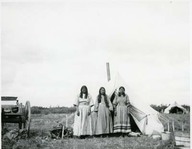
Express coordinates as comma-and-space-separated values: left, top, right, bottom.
160, 113, 190, 132
10, 136, 174, 149
2, 113, 189, 149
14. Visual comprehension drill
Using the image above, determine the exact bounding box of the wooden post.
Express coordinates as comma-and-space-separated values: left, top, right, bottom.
172, 121, 175, 132
61, 125, 64, 139
168, 121, 170, 132
106, 62, 111, 82
181, 122, 184, 131
66, 114, 68, 127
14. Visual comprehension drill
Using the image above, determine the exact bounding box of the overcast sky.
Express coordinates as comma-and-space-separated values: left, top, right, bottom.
1, 0, 190, 107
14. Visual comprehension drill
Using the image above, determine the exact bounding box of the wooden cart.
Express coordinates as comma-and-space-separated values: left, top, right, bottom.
1, 96, 31, 136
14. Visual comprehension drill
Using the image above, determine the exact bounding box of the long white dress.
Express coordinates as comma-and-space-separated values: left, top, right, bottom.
73, 94, 94, 136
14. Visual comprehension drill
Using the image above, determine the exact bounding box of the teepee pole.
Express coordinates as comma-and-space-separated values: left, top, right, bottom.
106, 62, 111, 82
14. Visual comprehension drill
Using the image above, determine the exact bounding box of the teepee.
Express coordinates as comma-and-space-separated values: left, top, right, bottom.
164, 102, 188, 114
106, 73, 165, 136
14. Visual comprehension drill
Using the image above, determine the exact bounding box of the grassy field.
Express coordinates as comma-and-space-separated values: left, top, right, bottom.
2, 113, 190, 149
160, 113, 190, 132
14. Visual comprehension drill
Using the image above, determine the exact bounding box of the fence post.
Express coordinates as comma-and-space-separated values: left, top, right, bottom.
181, 122, 184, 131
61, 125, 64, 139
172, 121, 175, 132
168, 120, 170, 132
66, 114, 68, 127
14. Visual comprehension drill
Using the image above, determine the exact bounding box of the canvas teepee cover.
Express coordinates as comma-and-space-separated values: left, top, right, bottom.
107, 73, 164, 136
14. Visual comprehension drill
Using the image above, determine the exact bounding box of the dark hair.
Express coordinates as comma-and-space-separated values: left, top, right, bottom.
97, 87, 109, 107
80, 85, 88, 99
110, 91, 116, 103
118, 86, 125, 97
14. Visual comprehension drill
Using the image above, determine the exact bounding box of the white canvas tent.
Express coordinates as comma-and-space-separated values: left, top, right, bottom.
164, 102, 188, 114
106, 73, 165, 136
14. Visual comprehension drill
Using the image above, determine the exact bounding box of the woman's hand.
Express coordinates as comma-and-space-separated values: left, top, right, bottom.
109, 107, 113, 112
76, 107, 80, 116
127, 102, 131, 107
77, 110, 80, 116
114, 110, 117, 116
88, 110, 91, 116
88, 106, 91, 116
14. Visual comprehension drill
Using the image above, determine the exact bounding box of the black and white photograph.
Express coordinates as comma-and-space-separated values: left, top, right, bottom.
1, 0, 190, 148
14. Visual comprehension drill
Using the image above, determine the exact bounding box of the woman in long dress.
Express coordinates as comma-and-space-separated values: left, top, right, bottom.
113, 86, 131, 134
73, 85, 94, 137
94, 87, 113, 136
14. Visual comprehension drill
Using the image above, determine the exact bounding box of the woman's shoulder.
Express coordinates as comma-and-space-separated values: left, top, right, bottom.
87, 93, 92, 98
125, 94, 129, 98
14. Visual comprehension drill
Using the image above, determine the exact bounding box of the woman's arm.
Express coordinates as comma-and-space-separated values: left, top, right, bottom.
88, 94, 94, 116
107, 95, 113, 111
126, 94, 131, 107
113, 96, 118, 116
74, 95, 80, 116
126, 94, 131, 114
94, 96, 99, 112
75, 105, 80, 116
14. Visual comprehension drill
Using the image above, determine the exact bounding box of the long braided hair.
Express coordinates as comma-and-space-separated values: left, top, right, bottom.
97, 87, 109, 107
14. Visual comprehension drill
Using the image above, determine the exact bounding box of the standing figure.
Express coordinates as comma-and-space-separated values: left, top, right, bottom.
94, 87, 113, 135
113, 86, 131, 134
73, 85, 94, 137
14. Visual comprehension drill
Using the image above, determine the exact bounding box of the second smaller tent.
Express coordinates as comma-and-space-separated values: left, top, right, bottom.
164, 102, 188, 114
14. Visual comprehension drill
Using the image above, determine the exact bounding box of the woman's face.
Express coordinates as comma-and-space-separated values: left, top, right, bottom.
119, 88, 125, 93
100, 88, 105, 95
81, 87, 87, 93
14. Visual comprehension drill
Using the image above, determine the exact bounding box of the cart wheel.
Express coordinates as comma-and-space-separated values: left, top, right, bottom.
24, 101, 31, 137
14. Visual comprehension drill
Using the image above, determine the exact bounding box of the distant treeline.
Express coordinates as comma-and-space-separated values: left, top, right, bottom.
31, 104, 190, 114
150, 104, 190, 113
31, 106, 76, 114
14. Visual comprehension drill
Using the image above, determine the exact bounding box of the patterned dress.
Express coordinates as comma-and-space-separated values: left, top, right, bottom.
94, 95, 113, 135
73, 94, 94, 136
113, 94, 131, 133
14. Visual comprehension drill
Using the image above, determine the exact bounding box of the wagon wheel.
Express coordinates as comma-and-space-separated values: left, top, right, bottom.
24, 101, 31, 137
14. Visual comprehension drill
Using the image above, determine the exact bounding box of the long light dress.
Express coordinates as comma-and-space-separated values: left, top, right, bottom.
113, 94, 131, 133
73, 94, 94, 136
94, 95, 113, 135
